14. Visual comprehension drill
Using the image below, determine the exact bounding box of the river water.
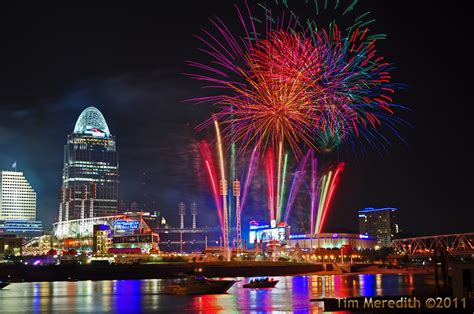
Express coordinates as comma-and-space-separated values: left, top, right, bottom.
0, 273, 433, 313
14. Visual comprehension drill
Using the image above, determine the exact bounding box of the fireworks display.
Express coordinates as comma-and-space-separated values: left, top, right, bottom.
282, 150, 310, 223
191, 0, 406, 240
199, 140, 346, 237
312, 161, 346, 234
197, 140, 223, 234
189, 1, 403, 157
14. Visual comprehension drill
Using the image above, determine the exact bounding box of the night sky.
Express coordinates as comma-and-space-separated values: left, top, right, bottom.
0, 1, 472, 236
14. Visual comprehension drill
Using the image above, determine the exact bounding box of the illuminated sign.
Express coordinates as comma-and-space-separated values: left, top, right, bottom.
289, 234, 307, 239
84, 128, 106, 138
249, 226, 288, 245
114, 220, 139, 231
359, 234, 369, 239
249, 224, 269, 230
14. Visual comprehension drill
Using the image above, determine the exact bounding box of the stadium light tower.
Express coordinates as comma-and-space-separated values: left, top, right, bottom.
191, 201, 197, 229
178, 202, 185, 229
178, 202, 186, 253
220, 179, 229, 261
233, 179, 242, 249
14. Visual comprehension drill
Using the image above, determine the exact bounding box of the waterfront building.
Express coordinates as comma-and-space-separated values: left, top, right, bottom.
53, 212, 159, 253
59, 106, 119, 221
0, 170, 36, 220
0, 220, 43, 237
358, 207, 399, 247
93, 224, 112, 255
0, 170, 43, 237
288, 233, 377, 250
0, 234, 22, 257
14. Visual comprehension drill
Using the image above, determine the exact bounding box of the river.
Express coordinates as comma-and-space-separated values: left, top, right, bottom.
0, 273, 433, 313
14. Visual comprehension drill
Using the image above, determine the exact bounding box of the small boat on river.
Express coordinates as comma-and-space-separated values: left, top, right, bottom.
0, 281, 10, 289
243, 277, 279, 289
164, 275, 237, 295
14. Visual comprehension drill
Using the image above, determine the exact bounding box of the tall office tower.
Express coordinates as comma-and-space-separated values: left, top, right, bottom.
0, 171, 37, 220
59, 106, 119, 221
358, 207, 399, 247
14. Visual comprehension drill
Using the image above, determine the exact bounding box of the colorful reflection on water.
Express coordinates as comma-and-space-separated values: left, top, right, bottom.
0, 273, 432, 313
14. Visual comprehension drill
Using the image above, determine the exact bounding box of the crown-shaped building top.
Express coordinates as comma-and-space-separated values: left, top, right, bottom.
73, 106, 111, 137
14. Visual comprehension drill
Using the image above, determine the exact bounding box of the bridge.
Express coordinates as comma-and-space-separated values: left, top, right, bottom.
391, 232, 474, 256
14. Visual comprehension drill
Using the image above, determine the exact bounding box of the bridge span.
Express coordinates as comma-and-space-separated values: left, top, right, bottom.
391, 232, 474, 256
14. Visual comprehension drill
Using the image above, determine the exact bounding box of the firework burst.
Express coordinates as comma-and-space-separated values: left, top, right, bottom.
188, 2, 404, 157
190, 1, 408, 236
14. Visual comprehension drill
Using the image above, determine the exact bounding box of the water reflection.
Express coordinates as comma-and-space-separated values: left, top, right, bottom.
0, 273, 432, 313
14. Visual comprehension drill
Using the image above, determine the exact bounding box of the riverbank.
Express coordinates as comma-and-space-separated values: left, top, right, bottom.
0, 261, 325, 282
0, 262, 435, 282
314, 264, 434, 275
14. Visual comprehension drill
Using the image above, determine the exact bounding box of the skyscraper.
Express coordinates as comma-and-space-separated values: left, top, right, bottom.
59, 106, 119, 221
358, 207, 399, 247
0, 170, 43, 236
0, 171, 37, 220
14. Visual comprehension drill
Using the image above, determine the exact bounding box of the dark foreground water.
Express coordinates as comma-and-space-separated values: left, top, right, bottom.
0, 273, 432, 313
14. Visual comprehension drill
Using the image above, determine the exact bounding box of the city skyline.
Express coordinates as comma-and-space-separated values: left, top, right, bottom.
0, 1, 472, 236
0, 2, 473, 312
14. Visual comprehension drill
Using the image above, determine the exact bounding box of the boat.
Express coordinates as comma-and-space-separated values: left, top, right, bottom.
203, 277, 238, 290
243, 278, 279, 289
164, 275, 237, 295
0, 281, 10, 290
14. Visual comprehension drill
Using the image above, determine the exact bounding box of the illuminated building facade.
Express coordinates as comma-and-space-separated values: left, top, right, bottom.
93, 224, 112, 255
0, 171, 43, 236
0, 220, 43, 236
288, 233, 377, 250
0, 171, 37, 220
358, 207, 399, 247
59, 107, 119, 221
52, 213, 159, 253
248, 221, 290, 249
